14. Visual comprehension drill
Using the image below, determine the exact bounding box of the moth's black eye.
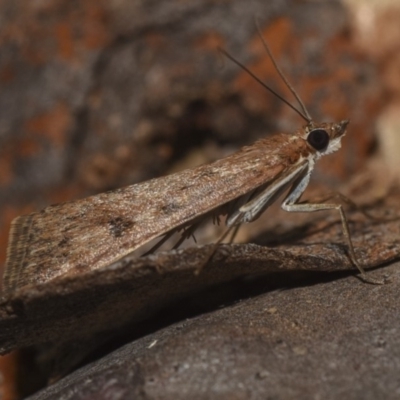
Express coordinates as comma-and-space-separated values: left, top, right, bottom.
307, 129, 329, 151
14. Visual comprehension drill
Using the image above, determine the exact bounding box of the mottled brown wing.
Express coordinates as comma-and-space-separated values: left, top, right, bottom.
4, 133, 308, 295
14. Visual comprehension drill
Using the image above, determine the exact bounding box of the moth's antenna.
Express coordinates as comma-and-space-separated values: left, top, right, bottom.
255, 18, 313, 122
219, 48, 311, 123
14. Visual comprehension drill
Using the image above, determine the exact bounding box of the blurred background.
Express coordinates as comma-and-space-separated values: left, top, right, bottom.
0, 0, 399, 398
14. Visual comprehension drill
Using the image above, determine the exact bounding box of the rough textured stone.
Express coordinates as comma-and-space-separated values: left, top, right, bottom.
27, 257, 400, 400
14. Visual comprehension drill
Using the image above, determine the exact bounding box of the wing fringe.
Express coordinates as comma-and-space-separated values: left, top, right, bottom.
3, 214, 34, 296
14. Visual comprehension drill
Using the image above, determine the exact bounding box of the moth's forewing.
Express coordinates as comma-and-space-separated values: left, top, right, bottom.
4, 132, 311, 296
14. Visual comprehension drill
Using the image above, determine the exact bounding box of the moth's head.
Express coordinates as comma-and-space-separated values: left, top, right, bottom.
303, 120, 349, 157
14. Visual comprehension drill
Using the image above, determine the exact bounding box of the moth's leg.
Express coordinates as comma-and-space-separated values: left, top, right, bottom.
142, 230, 176, 256
144, 216, 240, 268
172, 222, 201, 250
228, 224, 241, 244
142, 221, 200, 256
282, 198, 384, 285
194, 224, 239, 275
310, 191, 398, 222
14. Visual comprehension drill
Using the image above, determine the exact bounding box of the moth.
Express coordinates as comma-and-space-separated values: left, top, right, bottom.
3, 30, 376, 296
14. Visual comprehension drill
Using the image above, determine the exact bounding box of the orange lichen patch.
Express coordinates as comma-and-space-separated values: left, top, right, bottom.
82, 2, 110, 50
22, 45, 49, 66
331, 64, 355, 83
325, 31, 356, 64
0, 352, 18, 400
14, 18, 53, 66
232, 70, 273, 114
249, 17, 294, 60
296, 74, 331, 107
232, 52, 291, 115
298, 45, 357, 117
8, 2, 110, 65
81, 153, 126, 190
316, 69, 361, 120
145, 32, 167, 49
170, 62, 196, 79
24, 103, 72, 148
55, 22, 75, 61
363, 95, 383, 118
0, 64, 15, 83
46, 183, 84, 205
382, 51, 400, 93
194, 31, 225, 51
0, 154, 14, 187
349, 122, 374, 161
320, 88, 352, 121
16, 137, 41, 158
233, 17, 300, 108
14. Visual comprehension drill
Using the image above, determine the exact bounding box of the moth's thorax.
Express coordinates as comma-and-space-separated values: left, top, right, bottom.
253, 132, 310, 166
252, 119, 348, 169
